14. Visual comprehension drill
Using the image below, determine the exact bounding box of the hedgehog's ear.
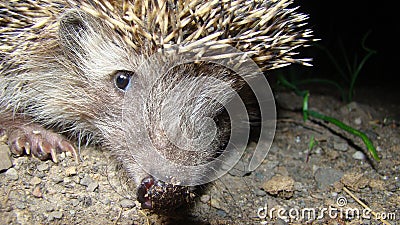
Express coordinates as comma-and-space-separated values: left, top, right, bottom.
58, 10, 99, 55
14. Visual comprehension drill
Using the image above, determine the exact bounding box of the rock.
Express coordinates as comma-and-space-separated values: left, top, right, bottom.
368, 179, 386, 191
71, 199, 80, 207
79, 174, 98, 191
15, 202, 26, 209
32, 186, 43, 198
333, 141, 349, 152
0, 144, 12, 171
314, 168, 344, 189
50, 174, 63, 184
262, 175, 295, 199
0, 130, 7, 142
341, 172, 369, 191
37, 163, 49, 172
354, 117, 362, 125
340, 102, 359, 115
45, 205, 55, 212
255, 189, 267, 197
210, 198, 222, 209
48, 211, 63, 221
87, 181, 99, 192
119, 199, 136, 208
5, 168, 18, 180
352, 151, 366, 160
52, 211, 63, 219
79, 175, 93, 186
216, 210, 227, 217
65, 166, 77, 176
200, 195, 211, 203
30, 176, 42, 185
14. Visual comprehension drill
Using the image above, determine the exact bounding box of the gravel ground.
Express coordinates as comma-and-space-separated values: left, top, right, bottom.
1, 91, 399, 225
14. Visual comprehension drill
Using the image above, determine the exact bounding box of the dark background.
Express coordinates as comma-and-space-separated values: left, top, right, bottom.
274, 0, 396, 91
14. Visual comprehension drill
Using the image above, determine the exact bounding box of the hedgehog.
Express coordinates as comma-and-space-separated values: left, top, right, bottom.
0, 0, 314, 212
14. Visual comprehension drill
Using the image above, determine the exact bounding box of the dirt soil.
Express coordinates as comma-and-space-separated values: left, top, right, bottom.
0, 87, 399, 225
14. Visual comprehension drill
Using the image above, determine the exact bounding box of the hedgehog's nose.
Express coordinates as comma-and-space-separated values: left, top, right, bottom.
137, 175, 195, 213
137, 176, 155, 209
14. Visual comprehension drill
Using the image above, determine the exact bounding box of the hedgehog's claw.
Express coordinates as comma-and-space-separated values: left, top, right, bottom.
7, 124, 78, 163
59, 140, 79, 162
10, 136, 29, 156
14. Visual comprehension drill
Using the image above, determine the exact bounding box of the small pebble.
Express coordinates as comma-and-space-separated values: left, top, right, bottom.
16, 202, 26, 209
341, 172, 369, 190
314, 147, 322, 154
262, 175, 295, 199
37, 163, 49, 172
5, 168, 19, 180
200, 195, 211, 203
51, 174, 64, 184
87, 182, 99, 192
80, 175, 93, 187
255, 189, 267, 197
32, 186, 43, 198
49, 211, 63, 220
71, 199, 80, 207
30, 176, 42, 185
71, 176, 80, 184
65, 166, 77, 176
314, 168, 344, 189
352, 151, 366, 160
333, 142, 348, 151
119, 199, 136, 208
354, 117, 362, 125
45, 205, 55, 212
63, 177, 73, 184
0, 144, 12, 171
216, 209, 227, 217
254, 172, 265, 181
210, 198, 222, 209
65, 151, 73, 158
58, 152, 66, 161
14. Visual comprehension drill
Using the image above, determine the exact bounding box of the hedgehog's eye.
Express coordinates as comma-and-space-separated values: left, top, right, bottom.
114, 70, 134, 91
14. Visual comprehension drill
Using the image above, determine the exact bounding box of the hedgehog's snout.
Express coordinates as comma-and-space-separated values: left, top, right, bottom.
137, 176, 155, 209
137, 175, 195, 212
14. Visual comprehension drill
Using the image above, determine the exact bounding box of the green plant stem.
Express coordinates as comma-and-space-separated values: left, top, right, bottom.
315, 31, 377, 102
278, 75, 380, 161
304, 109, 380, 162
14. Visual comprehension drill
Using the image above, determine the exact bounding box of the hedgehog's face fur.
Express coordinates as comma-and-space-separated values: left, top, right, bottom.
0, 0, 315, 213
28, 10, 238, 211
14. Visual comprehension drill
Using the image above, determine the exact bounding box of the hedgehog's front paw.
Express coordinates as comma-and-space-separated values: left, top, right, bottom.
7, 124, 78, 163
